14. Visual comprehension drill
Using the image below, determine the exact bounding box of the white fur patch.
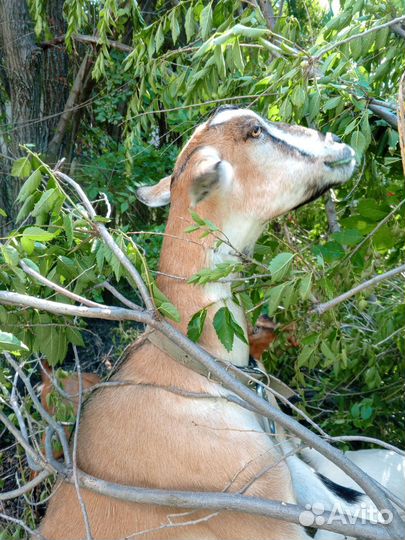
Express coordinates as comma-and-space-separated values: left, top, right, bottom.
267, 124, 323, 157
209, 108, 261, 126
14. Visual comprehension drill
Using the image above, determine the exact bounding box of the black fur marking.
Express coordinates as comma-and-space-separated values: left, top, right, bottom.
290, 182, 336, 212
262, 127, 316, 161
317, 473, 364, 504
172, 145, 205, 183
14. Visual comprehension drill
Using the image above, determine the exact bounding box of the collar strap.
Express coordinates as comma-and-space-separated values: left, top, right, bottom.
146, 329, 297, 400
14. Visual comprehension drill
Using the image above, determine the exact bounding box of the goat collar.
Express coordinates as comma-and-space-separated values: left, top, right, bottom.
146, 328, 296, 400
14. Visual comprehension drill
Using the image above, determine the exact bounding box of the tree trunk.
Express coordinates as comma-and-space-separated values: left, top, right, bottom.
0, 0, 69, 234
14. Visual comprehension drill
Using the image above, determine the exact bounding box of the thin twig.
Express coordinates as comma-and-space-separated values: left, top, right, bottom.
326, 435, 405, 457
20, 259, 104, 308
55, 171, 156, 312
0, 513, 44, 539
313, 264, 405, 315
71, 345, 93, 540
0, 469, 51, 501
343, 199, 405, 262
9, 372, 42, 471
314, 15, 405, 59
3, 352, 72, 467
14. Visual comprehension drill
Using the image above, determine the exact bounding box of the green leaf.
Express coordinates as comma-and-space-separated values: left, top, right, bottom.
312, 241, 344, 263
357, 199, 387, 221
22, 226, 55, 242
291, 86, 306, 108
332, 229, 362, 246
63, 214, 74, 247
350, 130, 366, 157
21, 258, 40, 273
214, 46, 226, 78
31, 188, 59, 217
155, 23, 164, 53
158, 302, 181, 322
66, 327, 85, 347
0, 331, 28, 352
21, 236, 34, 254
308, 92, 320, 122
281, 282, 296, 309
17, 169, 43, 202
40, 326, 68, 366
11, 156, 32, 178
213, 306, 240, 352
320, 341, 336, 363
185, 6, 195, 43
151, 283, 181, 322
16, 193, 37, 223
187, 308, 208, 342
268, 283, 286, 316
0, 208, 6, 217
170, 10, 180, 44
299, 274, 312, 300
200, 3, 213, 41
1, 245, 19, 267
213, 307, 233, 351
269, 252, 294, 282
323, 96, 342, 111
189, 210, 206, 226
297, 345, 316, 368
232, 40, 244, 72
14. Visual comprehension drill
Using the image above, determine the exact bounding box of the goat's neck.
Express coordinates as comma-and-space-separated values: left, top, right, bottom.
157, 206, 264, 368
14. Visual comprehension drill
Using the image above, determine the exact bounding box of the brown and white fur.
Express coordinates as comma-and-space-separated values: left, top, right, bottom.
39, 107, 356, 539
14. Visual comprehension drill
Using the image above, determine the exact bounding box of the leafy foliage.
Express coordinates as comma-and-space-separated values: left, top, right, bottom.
1, 0, 404, 479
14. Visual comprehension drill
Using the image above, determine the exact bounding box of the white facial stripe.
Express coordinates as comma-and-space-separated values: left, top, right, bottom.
209, 108, 261, 126
266, 124, 323, 157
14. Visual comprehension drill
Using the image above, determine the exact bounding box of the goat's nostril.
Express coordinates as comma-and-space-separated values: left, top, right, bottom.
332, 134, 342, 143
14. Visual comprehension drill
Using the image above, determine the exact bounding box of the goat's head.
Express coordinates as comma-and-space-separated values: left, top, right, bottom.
137, 107, 355, 228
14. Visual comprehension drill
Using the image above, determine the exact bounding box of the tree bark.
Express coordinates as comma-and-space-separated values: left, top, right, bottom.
0, 0, 69, 234
0, 0, 42, 231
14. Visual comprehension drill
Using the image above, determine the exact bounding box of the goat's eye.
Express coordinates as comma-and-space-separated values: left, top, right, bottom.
250, 126, 262, 138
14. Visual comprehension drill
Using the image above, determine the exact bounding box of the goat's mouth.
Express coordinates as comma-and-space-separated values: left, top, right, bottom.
323, 145, 356, 171
324, 157, 354, 169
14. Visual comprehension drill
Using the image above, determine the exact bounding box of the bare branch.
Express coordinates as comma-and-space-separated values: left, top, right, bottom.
55, 170, 156, 312
368, 102, 398, 129
0, 409, 48, 471
69, 468, 394, 540
0, 469, 51, 501
20, 259, 105, 308
47, 53, 92, 160
324, 192, 341, 233
257, 0, 276, 30
0, 512, 44, 539
9, 372, 42, 471
313, 264, 405, 315
3, 352, 72, 467
41, 33, 133, 53
71, 345, 93, 540
98, 281, 140, 311
0, 290, 151, 323
327, 435, 405, 457
391, 23, 405, 40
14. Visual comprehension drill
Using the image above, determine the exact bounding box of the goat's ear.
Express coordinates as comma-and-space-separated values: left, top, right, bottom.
136, 175, 171, 207
189, 151, 234, 207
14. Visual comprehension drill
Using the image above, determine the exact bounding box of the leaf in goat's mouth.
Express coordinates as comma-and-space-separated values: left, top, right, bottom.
325, 157, 353, 168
